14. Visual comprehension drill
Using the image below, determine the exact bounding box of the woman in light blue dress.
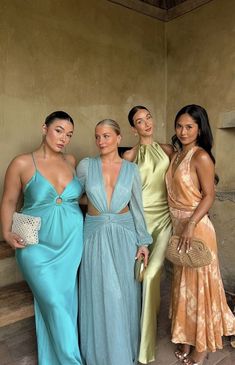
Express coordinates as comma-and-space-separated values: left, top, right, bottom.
0, 111, 83, 365
76, 119, 152, 365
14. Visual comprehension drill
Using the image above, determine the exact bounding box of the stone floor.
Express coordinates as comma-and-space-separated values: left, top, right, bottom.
0, 274, 234, 365
147, 273, 235, 365
0, 317, 37, 365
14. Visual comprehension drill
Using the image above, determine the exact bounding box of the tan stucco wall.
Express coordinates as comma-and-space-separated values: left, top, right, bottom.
0, 0, 166, 209
166, 0, 235, 189
0, 0, 234, 288
166, 0, 235, 290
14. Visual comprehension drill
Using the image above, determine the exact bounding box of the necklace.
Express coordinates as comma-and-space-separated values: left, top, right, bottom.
174, 149, 189, 166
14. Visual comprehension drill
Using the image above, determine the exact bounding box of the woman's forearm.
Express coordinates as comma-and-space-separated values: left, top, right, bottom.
0, 198, 17, 239
188, 192, 215, 225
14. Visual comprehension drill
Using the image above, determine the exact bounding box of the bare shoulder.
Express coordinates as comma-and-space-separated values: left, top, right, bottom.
159, 143, 174, 158
123, 145, 138, 162
7, 153, 33, 172
193, 148, 213, 166
64, 153, 77, 168
4, 154, 34, 187
192, 149, 215, 178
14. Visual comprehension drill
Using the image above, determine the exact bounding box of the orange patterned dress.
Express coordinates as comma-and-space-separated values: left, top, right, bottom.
165, 146, 235, 352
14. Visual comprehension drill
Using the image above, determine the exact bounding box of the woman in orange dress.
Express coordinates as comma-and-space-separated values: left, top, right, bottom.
165, 104, 235, 365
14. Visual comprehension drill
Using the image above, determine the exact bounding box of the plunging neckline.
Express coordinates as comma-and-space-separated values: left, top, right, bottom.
37, 170, 76, 196
24, 170, 76, 196
28, 152, 77, 196
98, 157, 124, 211
171, 147, 195, 179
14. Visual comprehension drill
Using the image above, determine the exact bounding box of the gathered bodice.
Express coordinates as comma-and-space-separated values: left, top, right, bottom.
135, 142, 170, 207
16, 159, 84, 365
76, 156, 152, 245
77, 157, 138, 214
166, 146, 202, 211
22, 170, 82, 213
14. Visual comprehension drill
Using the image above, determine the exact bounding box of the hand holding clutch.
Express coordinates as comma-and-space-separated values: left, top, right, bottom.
166, 235, 212, 268
12, 212, 41, 245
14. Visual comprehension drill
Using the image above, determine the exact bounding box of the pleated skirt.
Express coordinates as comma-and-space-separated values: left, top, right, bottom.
79, 212, 141, 365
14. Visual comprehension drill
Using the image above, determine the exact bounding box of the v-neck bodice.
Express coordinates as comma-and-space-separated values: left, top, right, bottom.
76, 156, 152, 245
165, 146, 202, 211
77, 156, 153, 365
16, 158, 84, 365
77, 157, 134, 213
97, 157, 125, 211
22, 170, 82, 211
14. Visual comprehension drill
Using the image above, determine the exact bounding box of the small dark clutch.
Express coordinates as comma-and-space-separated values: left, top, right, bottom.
166, 235, 212, 268
134, 255, 145, 282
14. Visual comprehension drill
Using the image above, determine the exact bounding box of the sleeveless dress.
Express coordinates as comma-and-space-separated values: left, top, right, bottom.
16, 154, 84, 365
76, 157, 152, 365
165, 146, 235, 352
134, 142, 172, 364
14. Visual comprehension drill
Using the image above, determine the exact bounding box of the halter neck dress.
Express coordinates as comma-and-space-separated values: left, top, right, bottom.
16, 154, 83, 365
76, 157, 152, 365
134, 142, 172, 363
165, 146, 235, 352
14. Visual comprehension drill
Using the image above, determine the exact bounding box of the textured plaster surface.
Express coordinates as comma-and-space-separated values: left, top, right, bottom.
0, 0, 166, 173
166, 0, 235, 289
0, 0, 234, 288
166, 0, 235, 189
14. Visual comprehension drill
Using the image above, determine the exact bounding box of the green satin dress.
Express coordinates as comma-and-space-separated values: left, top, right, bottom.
135, 142, 172, 364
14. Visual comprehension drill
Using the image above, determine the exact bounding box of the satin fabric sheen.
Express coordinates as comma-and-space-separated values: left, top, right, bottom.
135, 142, 172, 363
165, 146, 235, 351
16, 166, 83, 365
76, 157, 152, 365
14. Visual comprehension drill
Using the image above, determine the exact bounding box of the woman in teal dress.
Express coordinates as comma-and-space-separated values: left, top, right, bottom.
76, 119, 152, 365
0, 111, 83, 365
123, 106, 173, 364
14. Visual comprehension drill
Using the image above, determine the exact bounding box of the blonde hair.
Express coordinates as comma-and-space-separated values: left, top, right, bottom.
96, 119, 121, 136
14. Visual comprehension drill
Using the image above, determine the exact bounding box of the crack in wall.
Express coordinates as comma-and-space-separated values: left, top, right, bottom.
216, 191, 235, 203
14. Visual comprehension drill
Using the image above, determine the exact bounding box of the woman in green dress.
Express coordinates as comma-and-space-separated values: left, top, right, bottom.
123, 105, 173, 364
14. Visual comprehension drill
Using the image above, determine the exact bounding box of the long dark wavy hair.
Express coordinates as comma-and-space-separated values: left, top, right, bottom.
172, 104, 215, 164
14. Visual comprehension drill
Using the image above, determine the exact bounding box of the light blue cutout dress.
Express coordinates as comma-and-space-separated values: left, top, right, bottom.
16, 154, 83, 365
76, 157, 152, 365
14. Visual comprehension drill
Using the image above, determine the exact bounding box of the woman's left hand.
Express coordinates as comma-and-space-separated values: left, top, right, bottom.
177, 223, 195, 254
136, 245, 149, 267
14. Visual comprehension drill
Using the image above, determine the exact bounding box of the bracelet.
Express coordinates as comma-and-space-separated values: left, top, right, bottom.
188, 220, 197, 226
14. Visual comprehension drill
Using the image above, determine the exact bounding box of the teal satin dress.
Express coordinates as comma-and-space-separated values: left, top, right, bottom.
16, 155, 83, 365
76, 157, 152, 365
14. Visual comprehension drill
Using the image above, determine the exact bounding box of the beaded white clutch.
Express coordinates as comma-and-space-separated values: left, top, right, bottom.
12, 212, 41, 245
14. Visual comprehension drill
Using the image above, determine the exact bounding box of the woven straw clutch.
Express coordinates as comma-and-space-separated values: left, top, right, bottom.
166, 235, 212, 268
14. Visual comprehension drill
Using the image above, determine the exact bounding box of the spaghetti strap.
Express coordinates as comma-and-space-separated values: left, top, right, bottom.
31, 153, 37, 171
